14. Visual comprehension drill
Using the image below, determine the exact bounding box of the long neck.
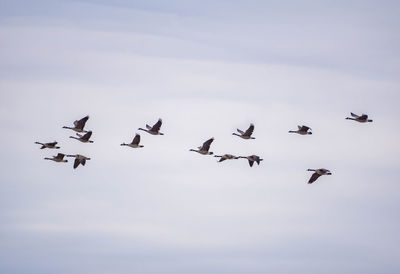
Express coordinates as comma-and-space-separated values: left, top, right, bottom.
307, 169, 316, 171
63, 126, 73, 130
288, 131, 297, 133
232, 133, 240, 137
44, 157, 52, 160
69, 136, 79, 140
346, 117, 355, 120
138, 128, 148, 133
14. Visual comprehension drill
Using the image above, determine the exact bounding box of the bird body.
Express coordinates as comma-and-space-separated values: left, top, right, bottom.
138, 119, 164, 135
66, 154, 91, 169
232, 123, 255, 139
44, 153, 68, 162
239, 155, 263, 167
35, 141, 60, 149
70, 131, 94, 143
121, 134, 143, 148
214, 154, 239, 162
190, 138, 214, 155
63, 115, 90, 132
346, 112, 373, 123
307, 168, 332, 184
289, 125, 312, 135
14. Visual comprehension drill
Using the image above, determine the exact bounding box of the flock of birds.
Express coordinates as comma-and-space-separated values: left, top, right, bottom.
35, 112, 373, 184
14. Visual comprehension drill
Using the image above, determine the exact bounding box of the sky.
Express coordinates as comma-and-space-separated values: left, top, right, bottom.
1, 0, 400, 273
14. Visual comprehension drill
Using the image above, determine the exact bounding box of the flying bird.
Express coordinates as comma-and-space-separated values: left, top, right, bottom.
239, 155, 263, 167
307, 168, 332, 184
232, 123, 255, 139
44, 153, 68, 163
69, 131, 94, 143
35, 141, 60, 149
138, 118, 164, 135
214, 154, 239, 162
62, 115, 90, 132
121, 134, 143, 148
345, 112, 373, 123
289, 125, 312, 135
66, 154, 91, 169
190, 138, 214, 155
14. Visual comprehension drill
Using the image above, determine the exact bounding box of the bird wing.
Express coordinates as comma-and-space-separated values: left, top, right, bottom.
219, 157, 227, 162
47, 142, 58, 147
81, 158, 86, 166
248, 160, 254, 167
201, 138, 214, 151
132, 134, 140, 145
81, 131, 92, 141
236, 129, 245, 135
360, 114, 368, 120
243, 124, 254, 137
308, 172, 321, 184
151, 119, 162, 131
55, 153, 65, 160
300, 125, 310, 132
350, 112, 359, 118
73, 158, 80, 169
74, 115, 89, 130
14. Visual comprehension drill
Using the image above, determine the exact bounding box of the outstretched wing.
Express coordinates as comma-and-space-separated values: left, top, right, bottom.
201, 138, 214, 151
236, 129, 245, 134
243, 124, 254, 137
81, 131, 92, 141
300, 125, 310, 132
74, 115, 89, 130
132, 134, 140, 145
360, 114, 368, 120
151, 119, 162, 131
308, 172, 321, 184
350, 112, 359, 118
55, 153, 65, 160
248, 160, 254, 167
73, 158, 80, 169
47, 142, 58, 147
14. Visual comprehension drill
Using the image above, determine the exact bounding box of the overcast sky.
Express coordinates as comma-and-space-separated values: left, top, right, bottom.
1, 0, 400, 273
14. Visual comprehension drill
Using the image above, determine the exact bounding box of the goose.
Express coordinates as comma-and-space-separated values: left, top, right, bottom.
289, 125, 312, 135
35, 141, 60, 149
190, 138, 214, 155
66, 154, 91, 169
69, 131, 94, 143
63, 115, 90, 132
44, 153, 68, 162
232, 123, 255, 139
239, 155, 263, 167
345, 112, 373, 123
138, 118, 164, 135
214, 154, 239, 162
121, 134, 143, 148
307, 168, 332, 184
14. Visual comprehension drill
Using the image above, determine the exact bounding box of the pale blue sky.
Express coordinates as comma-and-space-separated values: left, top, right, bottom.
1, 1, 400, 273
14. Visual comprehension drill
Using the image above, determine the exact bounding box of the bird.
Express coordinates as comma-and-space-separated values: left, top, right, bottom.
239, 155, 263, 167
289, 125, 312, 135
35, 141, 60, 149
307, 168, 332, 184
69, 131, 94, 143
214, 154, 239, 162
121, 134, 143, 148
66, 154, 91, 169
138, 118, 164, 135
232, 123, 255, 139
190, 138, 214, 155
63, 115, 90, 132
345, 112, 373, 123
44, 153, 68, 163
